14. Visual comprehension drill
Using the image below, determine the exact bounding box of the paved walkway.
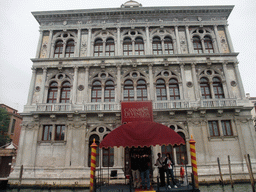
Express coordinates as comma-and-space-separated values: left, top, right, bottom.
96, 184, 197, 192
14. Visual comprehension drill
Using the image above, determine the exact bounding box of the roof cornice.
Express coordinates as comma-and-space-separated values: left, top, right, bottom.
32, 5, 234, 24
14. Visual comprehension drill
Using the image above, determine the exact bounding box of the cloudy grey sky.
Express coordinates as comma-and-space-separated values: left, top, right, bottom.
0, 0, 255, 112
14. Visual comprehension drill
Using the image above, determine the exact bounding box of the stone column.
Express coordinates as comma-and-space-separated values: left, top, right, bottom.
180, 64, 187, 100
224, 25, 234, 52
75, 28, 81, 57
47, 30, 53, 58
209, 81, 215, 99
117, 27, 121, 56
222, 62, 232, 98
87, 28, 92, 57
234, 62, 246, 99
185, 26, 193, 53
39, 67, 47, 103
191, 63, 200, 100
175, 26, 181, 54
148, 64, 154, 100
214, 25, 221, 53
201, 38, 206, 53
84, 66, 90, 103
72, 67, 78, 104
116, 65, 121, 102
15, 126, 26, 166
36, 30, 43, 58
27, 67, 37, 105
65, 124, 73, 167
146, 26, 151, 55
31, 125, 39, 167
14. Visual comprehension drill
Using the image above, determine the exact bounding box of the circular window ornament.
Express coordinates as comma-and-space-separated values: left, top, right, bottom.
132, 72, 138, 77
58, 74, 64, 79
35, 86, 41, 92
231, 81, 237, 87
98, 127, 105, 133
78, 85, 84, 91
163, 71, 169, 76
187, 81, 193, 88
100, 73, 106, 78
206, 70, 212, 75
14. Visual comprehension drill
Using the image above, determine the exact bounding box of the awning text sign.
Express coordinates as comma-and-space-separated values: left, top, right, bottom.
121, 101, 153, 123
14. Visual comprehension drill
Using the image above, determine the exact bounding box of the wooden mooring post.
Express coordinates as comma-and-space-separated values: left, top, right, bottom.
227, 155, 234, 188
217, 157, 224, 186
244, 154, 255, 192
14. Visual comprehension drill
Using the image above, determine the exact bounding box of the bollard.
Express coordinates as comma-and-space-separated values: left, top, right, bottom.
90, 138, 98, 192
189, 135, 198, 189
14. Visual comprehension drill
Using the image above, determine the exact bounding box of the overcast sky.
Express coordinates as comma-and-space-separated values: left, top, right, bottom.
0, 0, 255, 112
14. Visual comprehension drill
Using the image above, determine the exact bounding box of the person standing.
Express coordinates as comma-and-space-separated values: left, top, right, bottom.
164, 153, 177, 189
154, 153, 165, 187
139, 153, 150, 190
131, 153, 140, 188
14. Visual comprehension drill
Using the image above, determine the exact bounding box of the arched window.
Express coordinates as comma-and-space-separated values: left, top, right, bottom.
156, 79, 167, 101
176, 132, 188, 165
91, 81, 102, 102
135, 37, 144, 55
65, 40, 75, 57
193, 36, 203, 54
103, 134, 114, 167
104, 80, 115, 102
105, 38, 115, 56
60, 81, 71, 103
204, 36, 214, 53
200, 77, 211, 99
169, 78, 180, 100
152, 37, 162, 55
88, 134, 100, 167
164, 36, 174, 54
54, 41, 63, 58
123, 37, 132, 56
47, 82, 58, 103
213, 77, 224, 98
137, 79, 147, 101
94, 39, 103, 56
123, 80, 134, 101
161, 144, 173, 159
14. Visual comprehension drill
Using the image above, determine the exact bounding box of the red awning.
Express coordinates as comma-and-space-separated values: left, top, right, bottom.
99, 121, 185, 148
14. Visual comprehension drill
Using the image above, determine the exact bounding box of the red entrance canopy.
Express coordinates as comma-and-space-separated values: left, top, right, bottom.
99, 121, 185, 148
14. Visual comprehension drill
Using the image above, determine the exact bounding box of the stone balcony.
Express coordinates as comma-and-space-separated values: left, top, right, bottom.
23, 98, 251, 113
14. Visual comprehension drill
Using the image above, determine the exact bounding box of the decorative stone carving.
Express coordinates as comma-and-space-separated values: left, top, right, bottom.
217, 110, 223, 117
235, 109, 240, 116
78, 85, 84, 91
186, 81, 193, 88
200, 110, 206, 117
169, 111, 175, 118
231, 81, 237, 87
187, 111, 193, 118
50, 115, 56, 121
67, 114, 73, 121
35, 86, 40, 92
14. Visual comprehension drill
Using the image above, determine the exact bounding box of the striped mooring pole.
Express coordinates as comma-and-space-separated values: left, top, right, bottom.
90, 138, 98, 192
189, 135, 199, 188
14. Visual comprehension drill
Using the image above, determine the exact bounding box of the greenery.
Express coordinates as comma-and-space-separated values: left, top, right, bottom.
0, 107, 10, 147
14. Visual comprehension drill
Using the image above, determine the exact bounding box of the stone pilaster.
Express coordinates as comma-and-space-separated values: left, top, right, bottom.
36, 30, 43, 58
27, 67, 36, 105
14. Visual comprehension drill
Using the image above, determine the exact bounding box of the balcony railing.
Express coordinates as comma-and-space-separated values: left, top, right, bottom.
33, 99, 238, 112
200, 99, 237, 108
153, 100, 191, 110
84, 102, 121, 111
36, 103, 71, 112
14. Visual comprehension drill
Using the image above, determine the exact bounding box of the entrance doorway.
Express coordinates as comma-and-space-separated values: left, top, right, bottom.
124, 146, 153, 177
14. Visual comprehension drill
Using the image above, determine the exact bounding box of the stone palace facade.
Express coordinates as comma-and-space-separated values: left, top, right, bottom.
9, 0, 256, 186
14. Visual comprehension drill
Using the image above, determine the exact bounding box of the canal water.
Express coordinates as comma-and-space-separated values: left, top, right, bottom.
0, 183, 255, 192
